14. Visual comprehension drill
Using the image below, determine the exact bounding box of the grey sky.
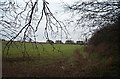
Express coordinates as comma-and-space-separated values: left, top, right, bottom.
0, 0, 95, 42
29, 0, 84, 42
0, 0, 112, 42
35, 0, 90, 42
35, 0, 91, 42
32, 0, 119, 42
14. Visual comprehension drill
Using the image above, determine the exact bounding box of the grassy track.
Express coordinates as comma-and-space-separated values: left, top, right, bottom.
2, 41, 119, 77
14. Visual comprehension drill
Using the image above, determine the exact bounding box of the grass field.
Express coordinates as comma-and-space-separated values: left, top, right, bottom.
2, 41, 120, 77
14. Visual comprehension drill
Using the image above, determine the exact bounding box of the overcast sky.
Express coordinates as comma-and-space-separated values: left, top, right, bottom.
0, 0, 78, 42
0, 0, 110, 42
31, 0, 115, 42
0, 0, 96, 42
35, 0, 87, 42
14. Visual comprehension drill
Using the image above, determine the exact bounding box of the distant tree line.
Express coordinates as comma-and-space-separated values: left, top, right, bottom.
2, 38, 85, 45
46, 39, 85, 45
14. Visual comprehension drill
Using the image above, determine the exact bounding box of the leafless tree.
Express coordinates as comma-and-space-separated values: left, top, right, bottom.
63, 0, 120, 39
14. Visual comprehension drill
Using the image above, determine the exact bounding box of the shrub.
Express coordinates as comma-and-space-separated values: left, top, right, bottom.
76, 41, 84, 45
55, 40, 63, 44
46, 39, 54, 44
87, 18, 119, 56
65, 40, 75, 44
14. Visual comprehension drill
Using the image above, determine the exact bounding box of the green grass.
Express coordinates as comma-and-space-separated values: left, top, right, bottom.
2, 41, 83, 68
2, 41, 82, 58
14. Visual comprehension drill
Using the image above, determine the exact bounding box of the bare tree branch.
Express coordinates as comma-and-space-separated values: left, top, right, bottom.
0, 0, 68, 57
64, 0, 120, 40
